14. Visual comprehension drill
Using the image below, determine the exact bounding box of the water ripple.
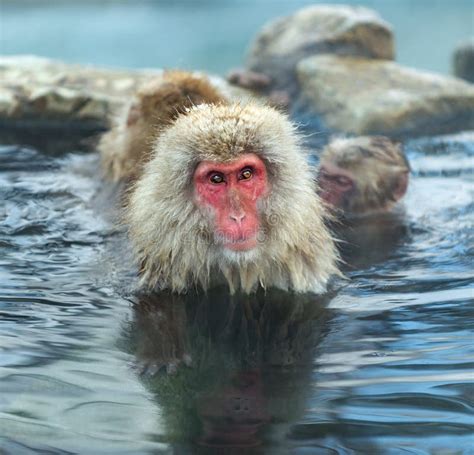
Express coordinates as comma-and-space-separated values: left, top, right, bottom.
1, 134, 473, 452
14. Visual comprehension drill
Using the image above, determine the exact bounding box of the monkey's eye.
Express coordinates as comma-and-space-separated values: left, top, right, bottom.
209, 173, 225, 184
239, 167, 253, 180
320, 171, 352, 188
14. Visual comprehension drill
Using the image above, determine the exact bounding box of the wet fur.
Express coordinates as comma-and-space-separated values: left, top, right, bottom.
126, 103, 340, 294
321, 136, 410, 215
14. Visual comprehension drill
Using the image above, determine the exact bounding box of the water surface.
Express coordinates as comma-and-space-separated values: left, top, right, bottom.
0, 132, 473, 453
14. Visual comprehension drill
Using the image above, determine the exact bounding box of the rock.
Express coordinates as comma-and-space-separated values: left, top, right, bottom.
0, 56, 252, 133
246, 5, 394, 93
0, 88, 18, 117
226, 68, 272, 90
296, 55, 474, 137
0, 56, 158, 131
453, 39, 474, 83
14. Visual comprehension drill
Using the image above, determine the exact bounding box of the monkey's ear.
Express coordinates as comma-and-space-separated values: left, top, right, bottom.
393, 171, 409, 201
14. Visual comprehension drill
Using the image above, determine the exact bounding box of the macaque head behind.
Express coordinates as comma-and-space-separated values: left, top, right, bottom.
127, 103, 339, 295
99, 70, 226, 182
127, 70, 225, 127
318, 136, 410, 217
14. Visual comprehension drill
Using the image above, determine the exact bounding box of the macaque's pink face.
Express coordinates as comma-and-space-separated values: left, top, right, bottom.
194, 153, 268, 251
318, 161, 355, 209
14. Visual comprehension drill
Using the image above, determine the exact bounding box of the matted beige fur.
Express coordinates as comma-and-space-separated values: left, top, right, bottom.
126, 102, 339, 295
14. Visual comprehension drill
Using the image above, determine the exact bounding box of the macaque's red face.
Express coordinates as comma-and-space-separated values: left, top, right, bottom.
194, 153, 268, 252
318, 161, 355, 209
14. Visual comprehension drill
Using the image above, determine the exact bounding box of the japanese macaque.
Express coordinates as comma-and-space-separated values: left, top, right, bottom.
318, 136, 410, 217
126, 103, 339, 295
99, 70, 227, 182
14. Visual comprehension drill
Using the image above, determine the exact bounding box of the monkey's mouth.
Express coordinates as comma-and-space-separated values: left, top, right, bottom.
217, 232, 258, 251
225, 236, 258, 251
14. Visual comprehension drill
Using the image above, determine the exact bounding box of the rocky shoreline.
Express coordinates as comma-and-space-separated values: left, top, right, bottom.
0, 5, 473, 142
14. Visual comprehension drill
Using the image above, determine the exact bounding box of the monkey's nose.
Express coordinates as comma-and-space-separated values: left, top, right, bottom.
229, 212, 246, 225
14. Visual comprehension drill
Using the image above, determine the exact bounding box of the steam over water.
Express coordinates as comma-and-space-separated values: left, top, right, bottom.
0, 132, 472, 453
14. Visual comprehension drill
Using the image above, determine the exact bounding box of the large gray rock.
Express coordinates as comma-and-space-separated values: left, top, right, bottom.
0, 55, 158, 131
453, 39, 474, 83
246, 5, 394, 93
296, 55, 474, 137
0, 55, 251, 132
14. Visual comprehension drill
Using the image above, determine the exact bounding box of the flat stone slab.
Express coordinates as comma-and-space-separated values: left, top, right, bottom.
0, 56, 159, 130
297, 55, 474, 137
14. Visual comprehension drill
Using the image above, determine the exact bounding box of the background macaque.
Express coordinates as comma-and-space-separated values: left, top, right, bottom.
99, 70, 226, 182
126, 103, 339, 295
318, 136, 410, 217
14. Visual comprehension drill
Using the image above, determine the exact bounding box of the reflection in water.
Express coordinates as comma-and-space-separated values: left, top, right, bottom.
126, 289, 333, 451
